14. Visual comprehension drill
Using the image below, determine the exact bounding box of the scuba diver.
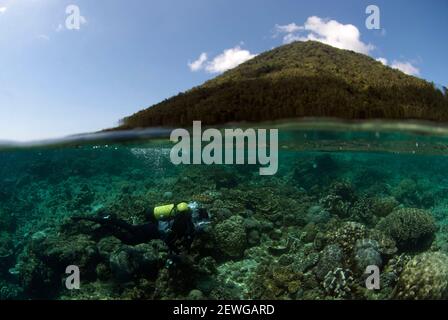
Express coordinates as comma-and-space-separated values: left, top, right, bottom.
72, 201, 211, 255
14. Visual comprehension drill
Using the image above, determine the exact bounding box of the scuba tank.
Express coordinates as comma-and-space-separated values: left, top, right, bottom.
152, 202, 190, 220
153, 201, 211, 240
153, 202, 191, 239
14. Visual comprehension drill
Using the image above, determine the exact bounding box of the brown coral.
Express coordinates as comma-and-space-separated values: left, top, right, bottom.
327, 222, 368, 256
213, 215, 247, 257
249, 261, 302, 299
394, 252, 448, 300
377, 208, 436, 252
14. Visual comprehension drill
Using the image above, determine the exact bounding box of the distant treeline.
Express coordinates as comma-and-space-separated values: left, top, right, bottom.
116, 41, 448, 129
118, 76, 448, 128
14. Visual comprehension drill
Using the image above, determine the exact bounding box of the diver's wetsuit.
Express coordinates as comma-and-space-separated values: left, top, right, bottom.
72, 206, 207, 252
72, 214, 160, 245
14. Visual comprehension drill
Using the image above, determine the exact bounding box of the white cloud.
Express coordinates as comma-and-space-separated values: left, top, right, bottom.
206, 46, 257, 73
275, 23, 302, 34
188, 53, 208, 72
275, 18, 422, 78
276, 16, 374, 55
188, 46, 257, 74
390, 60, 420, 76
376, 57, 388, 65
375, 57, 420, 76
0, 6, 7, 14
283, 33, 302, 44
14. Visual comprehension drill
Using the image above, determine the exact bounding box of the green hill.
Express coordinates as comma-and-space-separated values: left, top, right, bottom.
117, 41, 448, 129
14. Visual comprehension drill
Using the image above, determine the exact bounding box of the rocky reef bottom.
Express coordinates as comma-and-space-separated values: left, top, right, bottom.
2, 146, 448, 300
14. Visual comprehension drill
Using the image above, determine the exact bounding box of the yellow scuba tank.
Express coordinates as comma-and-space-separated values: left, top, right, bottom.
153, 202, 190, 220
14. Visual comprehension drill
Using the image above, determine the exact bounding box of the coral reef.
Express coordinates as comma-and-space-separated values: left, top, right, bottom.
306, 205, 331, 224
349, 196, 398, 226
322, 268, 355, 299
381, 253, 411, 290
319, 181, 355, 218
394, 252, 448, 299
214, 259, 259, 299
212, 215, 247, 258
249, 260, 303, 299
326, 222, 367, 257
0, 281, 23, 300
0, 142, 446, 301
354, 239, 382, 272
315, 244, 344, 280
377, 208, 437, 252
109, 241, 167, 281
392, 179, 435, 208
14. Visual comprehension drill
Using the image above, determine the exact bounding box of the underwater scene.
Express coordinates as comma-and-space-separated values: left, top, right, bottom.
2, 121, 448, 300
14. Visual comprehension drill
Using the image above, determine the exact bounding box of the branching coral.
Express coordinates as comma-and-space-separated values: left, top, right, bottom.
322, 268, 354, 299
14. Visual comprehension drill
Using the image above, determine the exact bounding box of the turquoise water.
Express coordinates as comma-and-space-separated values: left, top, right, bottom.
2, 120, 448, 300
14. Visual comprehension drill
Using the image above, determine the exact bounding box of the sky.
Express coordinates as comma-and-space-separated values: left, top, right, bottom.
0, 0, 447, 141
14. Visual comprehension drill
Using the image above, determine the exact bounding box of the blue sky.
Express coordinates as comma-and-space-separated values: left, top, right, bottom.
0, 0, 447, 141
